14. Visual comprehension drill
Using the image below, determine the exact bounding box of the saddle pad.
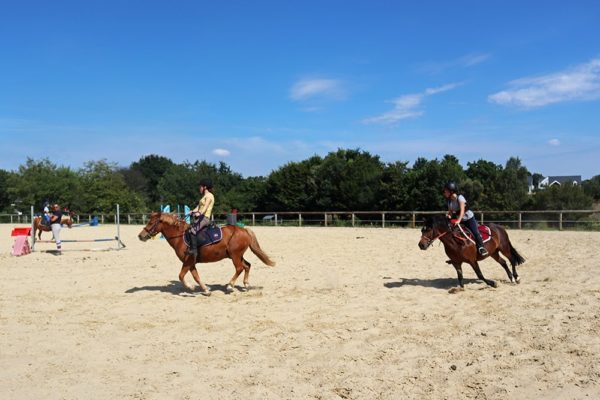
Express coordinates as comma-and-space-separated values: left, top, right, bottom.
457, 224, 492, 243
479, 225, 492, 242
184, 225, 223, 248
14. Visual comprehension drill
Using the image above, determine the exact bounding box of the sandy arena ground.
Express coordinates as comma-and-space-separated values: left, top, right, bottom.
1, 223, 599, 399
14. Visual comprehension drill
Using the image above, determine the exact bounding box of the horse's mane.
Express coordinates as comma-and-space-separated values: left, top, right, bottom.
159, 212, 190, 230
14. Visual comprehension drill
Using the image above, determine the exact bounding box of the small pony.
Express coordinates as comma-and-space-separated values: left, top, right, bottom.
138, 212, 275, 296
418, 216, 525, 293
33, 211, 75, 240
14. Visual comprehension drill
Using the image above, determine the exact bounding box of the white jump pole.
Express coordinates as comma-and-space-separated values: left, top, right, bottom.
31, 205, 36, 251
116, 204, 123, 249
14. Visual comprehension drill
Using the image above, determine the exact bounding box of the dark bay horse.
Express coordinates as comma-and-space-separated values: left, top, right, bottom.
418, 216, 525, 293
33, 212, 75, 240
138, 212, 275, 296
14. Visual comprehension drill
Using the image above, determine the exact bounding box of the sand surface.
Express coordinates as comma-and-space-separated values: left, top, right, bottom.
1, 223, 599, 399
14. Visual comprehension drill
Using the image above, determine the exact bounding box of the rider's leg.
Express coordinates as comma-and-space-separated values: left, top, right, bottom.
463, 217, 488, 256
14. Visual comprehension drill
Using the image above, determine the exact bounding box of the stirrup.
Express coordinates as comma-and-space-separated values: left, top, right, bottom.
185, 248, 197, 256
478, 247, 488, 256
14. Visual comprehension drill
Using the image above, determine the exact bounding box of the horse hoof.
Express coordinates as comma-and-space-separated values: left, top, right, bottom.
448, 287, 464, 294
515, 277, 521, 284
225, 284, 234, 293
200, 290, 211, 297
490, 280, 498, 288
240, 286, 249, 292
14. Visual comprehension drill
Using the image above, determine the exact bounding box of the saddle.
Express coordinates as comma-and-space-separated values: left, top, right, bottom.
184, 224, 223, 248
452, 224, 492, 244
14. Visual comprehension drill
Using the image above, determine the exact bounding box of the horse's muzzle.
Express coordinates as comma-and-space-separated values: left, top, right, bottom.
418, 239, 431, 250
138, 230, 151, 242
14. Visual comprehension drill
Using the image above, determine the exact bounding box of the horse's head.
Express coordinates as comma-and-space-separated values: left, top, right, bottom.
418, 216, 451, 250
138, 212, 164, 241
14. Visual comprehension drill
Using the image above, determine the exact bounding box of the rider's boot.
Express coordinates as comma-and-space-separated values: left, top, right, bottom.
186, 233, 198, 257
474, 233, 488, 256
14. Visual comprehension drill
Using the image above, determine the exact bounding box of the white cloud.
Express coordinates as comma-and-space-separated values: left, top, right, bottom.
419, 52, 491, 74
548, 139, 560, 146
488, 59, 600, 108
289, 78, 345, 101
362, 83, 462, 125
212, 148, 231, 157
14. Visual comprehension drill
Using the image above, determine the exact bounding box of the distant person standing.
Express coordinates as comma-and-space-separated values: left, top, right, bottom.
49, 203, 63, 254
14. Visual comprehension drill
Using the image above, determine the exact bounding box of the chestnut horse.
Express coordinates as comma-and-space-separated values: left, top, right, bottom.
33, 212, 75, 240
418, 216, 525, 293
138, 212, 275, 296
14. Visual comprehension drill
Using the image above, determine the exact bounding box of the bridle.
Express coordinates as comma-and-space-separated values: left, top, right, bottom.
420, 225, 448, 248
141, 217, 161, 237
141, 215, 185, 240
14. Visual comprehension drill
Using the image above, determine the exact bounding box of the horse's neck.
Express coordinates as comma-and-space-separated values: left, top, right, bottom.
161, 224, 185, 242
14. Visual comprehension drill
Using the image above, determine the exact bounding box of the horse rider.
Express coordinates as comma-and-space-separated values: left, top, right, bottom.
49, 203, 64, 255
186, 178, 215, 257
442, 181, 489, 256
43, 201, 51, 224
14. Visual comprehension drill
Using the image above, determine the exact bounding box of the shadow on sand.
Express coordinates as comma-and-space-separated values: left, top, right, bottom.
384, 277, 480, 290
125, 281, 263, 295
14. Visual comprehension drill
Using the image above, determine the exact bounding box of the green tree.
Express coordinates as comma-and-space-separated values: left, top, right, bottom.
6, 158, 80, 213
263, 156, 322, 211
529, 184, 593, 210
0, 169, 12, 212
77, 160, 145, 213
379, 161, 410, 210
583, 175, 600, 201
130, 154, 175, 207
315, 149, 383, 211
466, 159, 503, 209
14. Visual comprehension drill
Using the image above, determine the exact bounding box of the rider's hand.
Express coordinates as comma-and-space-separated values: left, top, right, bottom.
450, 219, 459, 225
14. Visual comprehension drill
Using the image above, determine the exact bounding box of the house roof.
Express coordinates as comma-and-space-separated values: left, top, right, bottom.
546, 175, 582, 185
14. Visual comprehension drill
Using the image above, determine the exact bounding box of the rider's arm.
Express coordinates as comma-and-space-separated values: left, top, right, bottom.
456, 199, 466, 222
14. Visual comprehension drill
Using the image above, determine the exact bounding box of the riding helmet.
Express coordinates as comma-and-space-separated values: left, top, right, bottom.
444, 181, 458, 193
199, 178, 213, 189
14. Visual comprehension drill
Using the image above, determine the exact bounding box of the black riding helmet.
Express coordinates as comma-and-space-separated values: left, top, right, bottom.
444, 181, 458, 193
199, 178, 213, 189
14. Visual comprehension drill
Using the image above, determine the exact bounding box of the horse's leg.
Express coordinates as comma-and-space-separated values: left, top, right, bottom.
241, 258, 252, 291
490, 252, 515, 283
178, 264, 197, 292
449, 262, 465, 293
468, 261, 497, 288
225, 255, 245, 293
189, 266, 211, 296
498, 244, 520, 284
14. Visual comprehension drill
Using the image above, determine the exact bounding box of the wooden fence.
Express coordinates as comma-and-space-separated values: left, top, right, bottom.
2, 210, 599, 231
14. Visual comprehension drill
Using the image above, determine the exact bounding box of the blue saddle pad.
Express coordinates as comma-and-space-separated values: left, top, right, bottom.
184, 225, 223, 248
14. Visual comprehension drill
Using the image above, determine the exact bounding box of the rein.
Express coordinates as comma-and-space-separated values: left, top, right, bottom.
143, 216, 185, 240
421, 229, 448, 246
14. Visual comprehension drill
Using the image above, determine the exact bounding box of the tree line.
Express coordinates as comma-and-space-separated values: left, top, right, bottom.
0, 149, 598, 215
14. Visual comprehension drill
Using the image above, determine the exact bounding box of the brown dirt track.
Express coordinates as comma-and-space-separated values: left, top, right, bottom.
1, 224, 599, 399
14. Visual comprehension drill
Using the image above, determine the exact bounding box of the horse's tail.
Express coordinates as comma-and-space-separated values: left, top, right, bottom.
245, 227, 276, 267
508, 242, 526, 267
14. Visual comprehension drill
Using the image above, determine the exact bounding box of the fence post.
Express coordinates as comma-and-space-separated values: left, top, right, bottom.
480, 212, 484, 224
324, 213, 328, 227
252, 213, 255, 226
518, 212, 522, 229
352, 213, 355, 227
298, 213, 302, 227
559, 212, 563, 231
382, 212, 385, 228
275, 214, 278, 226
412, 212, 416, 228
128, 214, 131, 224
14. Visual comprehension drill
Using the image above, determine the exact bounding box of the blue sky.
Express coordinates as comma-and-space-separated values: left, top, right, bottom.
1, 0, 599, 178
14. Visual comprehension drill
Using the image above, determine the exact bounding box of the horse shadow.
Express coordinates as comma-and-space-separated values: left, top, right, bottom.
125, 281, 264, 295
384, 277, 480, 290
